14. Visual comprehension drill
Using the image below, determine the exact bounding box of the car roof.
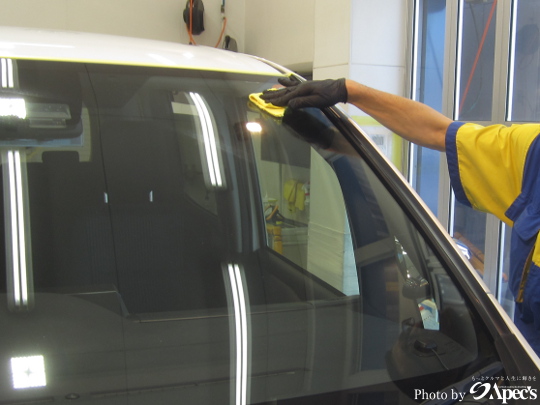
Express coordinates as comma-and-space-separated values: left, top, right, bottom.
0, 26, 283, 76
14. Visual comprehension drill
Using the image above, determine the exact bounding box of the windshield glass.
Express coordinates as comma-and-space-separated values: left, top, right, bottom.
0, 60, 503, 404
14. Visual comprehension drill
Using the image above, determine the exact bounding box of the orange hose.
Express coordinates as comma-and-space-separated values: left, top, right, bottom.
187, 0, 197, 45
185, 1, 227, 48
214, 17, 227, 48
459, 0, 497, 114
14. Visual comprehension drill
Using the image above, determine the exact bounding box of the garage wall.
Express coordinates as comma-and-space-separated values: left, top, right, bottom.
244, 0, 315, 75
348, 0, 411, 170
0, 0, 410, 100
244, 0, 410, 95
0, 0, 409, 88
0, 0, 245, 51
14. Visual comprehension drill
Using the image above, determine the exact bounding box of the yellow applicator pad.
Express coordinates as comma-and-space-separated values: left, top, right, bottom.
249, 91, 285, 118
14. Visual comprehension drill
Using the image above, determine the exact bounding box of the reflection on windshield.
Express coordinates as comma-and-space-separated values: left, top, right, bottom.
0, 60, 502, 404
249, 105, 501, 401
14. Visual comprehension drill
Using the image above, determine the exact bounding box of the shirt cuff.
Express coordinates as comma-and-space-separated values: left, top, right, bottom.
445, 121, 472, 208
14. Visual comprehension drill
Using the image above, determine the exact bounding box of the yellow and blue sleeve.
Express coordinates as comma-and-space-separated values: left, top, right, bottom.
446, 121, 540, 224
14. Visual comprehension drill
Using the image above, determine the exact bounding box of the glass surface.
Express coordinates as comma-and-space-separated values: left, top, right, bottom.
0, 60, 504, 404
456, 0, 497, 121
451, 0, 497, 278
412, 0, 446, 215
452, 201, 488, 278
508, 0, 540, 122
499, 224, 515, 318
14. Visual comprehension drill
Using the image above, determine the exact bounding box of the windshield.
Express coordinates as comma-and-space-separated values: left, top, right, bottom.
0, 60, 503, 404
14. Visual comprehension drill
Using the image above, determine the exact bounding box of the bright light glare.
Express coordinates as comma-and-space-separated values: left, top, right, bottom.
6, 149, 29, 310
148, 53, 177, 66
245, 122, 262, 134
228, 263, 248, 405
189, 92, 224, 188
11, 355, 46, 389
0, 98, 26, 119
457, 244, 471, 260
1, 58, 13, 88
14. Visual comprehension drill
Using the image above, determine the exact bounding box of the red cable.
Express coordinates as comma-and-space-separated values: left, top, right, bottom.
459, 0, 497, 114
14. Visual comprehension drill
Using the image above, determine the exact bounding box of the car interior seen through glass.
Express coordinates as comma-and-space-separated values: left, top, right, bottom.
0, 60, 505, 404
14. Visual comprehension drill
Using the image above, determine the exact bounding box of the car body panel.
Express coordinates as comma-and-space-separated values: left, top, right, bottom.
0, 26, 281, 75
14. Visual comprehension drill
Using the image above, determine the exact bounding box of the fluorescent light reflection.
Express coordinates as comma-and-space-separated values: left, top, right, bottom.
11, 355, 46, 389
410, 0, 420, 102
227, 263, 248, 405
3, 149, 31, 311
148, 53, 177, 66
245, 122, 262, 134
408, 0, 420, 186
454, 0, 465, 120
506, 0, 519, 121
0, 98, 26, 118
189, 92, 226, 189
1, 58, 14, 88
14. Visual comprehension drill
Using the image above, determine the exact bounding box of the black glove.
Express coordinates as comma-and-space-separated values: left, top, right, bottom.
260, 77, 348, 109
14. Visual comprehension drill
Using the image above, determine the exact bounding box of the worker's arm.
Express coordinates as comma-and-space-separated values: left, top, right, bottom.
261, 78, 452, 151
345, 80, 451, 151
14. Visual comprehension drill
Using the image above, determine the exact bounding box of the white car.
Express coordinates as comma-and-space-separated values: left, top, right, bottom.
0, 26, 538, 405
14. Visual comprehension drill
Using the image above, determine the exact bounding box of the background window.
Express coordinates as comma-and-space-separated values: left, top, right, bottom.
451, 0, 498, 282
456, 0, 497, 121
411, 0, 520, 308
508, 0, 540, 122
411, 0, 446, 216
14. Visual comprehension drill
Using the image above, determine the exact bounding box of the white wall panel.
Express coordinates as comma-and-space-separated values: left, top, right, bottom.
350, 0, 408, 68
313, 0, 350, 70
0, 0, 68, 29
244, 0, 315, 73
350, 64, 406, 97
312, 64, 349, 81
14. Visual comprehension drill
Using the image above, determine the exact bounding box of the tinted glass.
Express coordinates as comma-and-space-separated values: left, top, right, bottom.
456, 0, 497, 121
0, 60, 504, 404
450, 0, 498, 282
411, 0, 446, 216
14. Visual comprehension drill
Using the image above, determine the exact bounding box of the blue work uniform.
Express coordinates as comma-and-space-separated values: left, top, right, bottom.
446, 121, 540, 355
